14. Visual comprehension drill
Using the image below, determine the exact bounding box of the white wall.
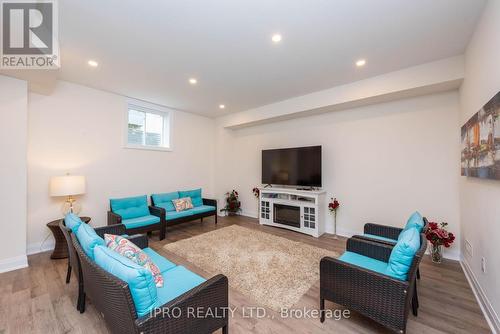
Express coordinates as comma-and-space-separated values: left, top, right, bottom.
216, 91, 461, 258
459, 0, 500, 329
27, 81, 216, 253
0, 76, 28, 272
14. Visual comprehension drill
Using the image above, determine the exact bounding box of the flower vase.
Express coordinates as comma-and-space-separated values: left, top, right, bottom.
333, 211, 338, 239
431, 244, 442, 264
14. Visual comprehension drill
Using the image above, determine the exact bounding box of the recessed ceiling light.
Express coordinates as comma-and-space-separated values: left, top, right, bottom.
189, 78, 198, 85
87, 60, 98, 67
219, 104, 225, 109
271, 34, 282, 43
356, 59, 366, 67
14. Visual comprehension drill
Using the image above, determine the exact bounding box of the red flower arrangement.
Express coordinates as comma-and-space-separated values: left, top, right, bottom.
252, 187, 260, 198
328, 198, 340, 213
425, 222, 455, 248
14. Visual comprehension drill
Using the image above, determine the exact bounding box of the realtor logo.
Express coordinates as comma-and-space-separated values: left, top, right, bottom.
1, 0, 59, 69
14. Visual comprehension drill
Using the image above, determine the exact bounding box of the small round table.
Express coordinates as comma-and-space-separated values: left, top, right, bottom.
46, 216, 91, 259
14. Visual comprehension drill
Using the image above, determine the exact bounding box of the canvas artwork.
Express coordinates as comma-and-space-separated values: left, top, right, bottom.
461, 91, 500, 180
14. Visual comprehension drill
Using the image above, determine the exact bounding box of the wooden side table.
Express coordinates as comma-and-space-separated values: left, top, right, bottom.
47, 216, 91, 259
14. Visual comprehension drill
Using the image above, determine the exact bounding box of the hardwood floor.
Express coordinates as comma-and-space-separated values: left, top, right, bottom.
0, 215, 491, 334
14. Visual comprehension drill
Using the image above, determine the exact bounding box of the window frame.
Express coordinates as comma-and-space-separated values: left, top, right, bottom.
124, 99, 173, 152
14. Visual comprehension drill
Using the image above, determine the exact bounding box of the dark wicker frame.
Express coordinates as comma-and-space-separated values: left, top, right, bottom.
71, 231, 229, 334
320, 235, 427, 334
150, 197, 218, 232
108, 205, 166, 240
353, 217, 429, 246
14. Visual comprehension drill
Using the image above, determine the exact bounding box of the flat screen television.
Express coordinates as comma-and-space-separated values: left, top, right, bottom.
262, 146, 322, 187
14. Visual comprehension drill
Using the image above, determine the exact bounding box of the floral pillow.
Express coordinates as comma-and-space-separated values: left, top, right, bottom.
172, 197, 193, 212
104, 234, 164, 287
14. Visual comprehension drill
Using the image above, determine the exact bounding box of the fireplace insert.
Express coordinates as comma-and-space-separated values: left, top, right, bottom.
273, 204, 300, 228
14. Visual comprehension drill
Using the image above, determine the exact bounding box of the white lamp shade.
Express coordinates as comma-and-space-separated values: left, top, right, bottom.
50, 175, 86, 197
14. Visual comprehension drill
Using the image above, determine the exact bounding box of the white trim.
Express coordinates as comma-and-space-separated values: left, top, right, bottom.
461, 258, 500, 334
27, 239, 55, 256
0, 255, 28, 273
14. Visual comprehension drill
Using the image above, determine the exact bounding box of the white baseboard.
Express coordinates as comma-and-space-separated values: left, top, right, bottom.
27, 240, 55, 255
0, 255, 28, 273
461, 258, 499, 334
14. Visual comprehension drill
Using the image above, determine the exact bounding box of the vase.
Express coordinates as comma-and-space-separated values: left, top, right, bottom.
431, 244, 442, 263
332, 211, 338, 239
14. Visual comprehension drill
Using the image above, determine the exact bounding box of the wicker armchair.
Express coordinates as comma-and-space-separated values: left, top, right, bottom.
71, 232, 229, 334
320, 235, 427, 334
59, 220, 145, 312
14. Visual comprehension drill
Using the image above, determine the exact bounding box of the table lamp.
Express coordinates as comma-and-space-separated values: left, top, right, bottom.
50, 174, 86, 215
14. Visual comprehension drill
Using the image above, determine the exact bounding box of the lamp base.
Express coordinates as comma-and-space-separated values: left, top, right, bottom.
61, 197, 82, 215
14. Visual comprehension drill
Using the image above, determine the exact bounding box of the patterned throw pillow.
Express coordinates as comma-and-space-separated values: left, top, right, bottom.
172, 197, 194, 212
104, 234, 164, 287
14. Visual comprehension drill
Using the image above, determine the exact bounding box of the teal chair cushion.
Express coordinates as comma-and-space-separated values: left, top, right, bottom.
338, 252, 389, 276
64, 213, 83, 233
110, 195, 150, 220
122, 215, 160, 229
156, 266, 206, 305
166, 210, 194, 221
386, 227, 420, 280
94, 246, 158, 317
142, 248, 177, 273
151, 192, 179, 212
179, 189, 203, 207
403, 211, 424, 233
362, 234, 397, 244
190, 205, 216, 215
75, 223, 105, 260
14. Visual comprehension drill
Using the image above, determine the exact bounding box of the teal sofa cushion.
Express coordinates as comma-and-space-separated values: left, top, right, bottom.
338, 251, 389, 276
94, 246, 157, 317
179, 189, 203, 207
403, 211, 424, 233
156, 266, 206, 305
386, 228, 420, 281
166, 210, 194, 221
362, 234, 397, 244
123, 215, 160, 229
64, 213, 83, 233
151, 192, 179, 212
142, 248, 177, 273
190, 205, 216, 215
75, 223, 105, 260
110, 195, 150, 220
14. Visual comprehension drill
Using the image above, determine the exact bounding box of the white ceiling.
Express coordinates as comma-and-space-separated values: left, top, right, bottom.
57, 0, 486, 117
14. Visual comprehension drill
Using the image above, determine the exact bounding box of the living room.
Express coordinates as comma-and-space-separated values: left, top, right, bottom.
0, 0, 499, 333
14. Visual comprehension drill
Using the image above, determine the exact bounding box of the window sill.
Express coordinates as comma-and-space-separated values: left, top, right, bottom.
124, 144, 172, 152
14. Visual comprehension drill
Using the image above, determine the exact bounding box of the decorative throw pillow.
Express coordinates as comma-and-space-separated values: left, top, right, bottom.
104, 234, 164, 287
172, 197, 194, 212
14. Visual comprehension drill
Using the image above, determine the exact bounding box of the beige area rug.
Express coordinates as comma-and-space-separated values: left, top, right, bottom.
163, 225, 338, 311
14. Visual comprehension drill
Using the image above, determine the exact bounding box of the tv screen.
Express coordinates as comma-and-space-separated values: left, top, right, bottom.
262, 146, 322, 187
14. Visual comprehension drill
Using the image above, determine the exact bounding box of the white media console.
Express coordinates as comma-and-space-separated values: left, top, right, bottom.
259, 187, 326, 238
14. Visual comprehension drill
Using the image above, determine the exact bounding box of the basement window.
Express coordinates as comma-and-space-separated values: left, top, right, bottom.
125, 100, 172, 151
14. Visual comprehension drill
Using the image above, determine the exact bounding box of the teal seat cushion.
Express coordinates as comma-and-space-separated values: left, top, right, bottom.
179, 189, 203, 207
166, 210, 194, 221
151, 192, 179, 212
110, 195, 150, 220
403, 211, 424, 233
64, 213, 83, 233
156, 266, 206, 305
386, 227, 420, 281
142, 248, 176, 273
94, 246, 157, 317
75, 223, 105, 260
338, 251, 389, 276
362, 234, 397, 244
190, 205, 216, 215
122, 215, 160, 229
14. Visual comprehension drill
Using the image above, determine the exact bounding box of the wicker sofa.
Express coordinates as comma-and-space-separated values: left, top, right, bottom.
70, 220, 229, 334
320, 233, 427, 334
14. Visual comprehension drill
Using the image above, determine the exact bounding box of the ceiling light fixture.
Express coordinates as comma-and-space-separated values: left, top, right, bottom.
356, 59, 366, 67
189, 78, 198, 85
219, 104, 225, 109
87, 60, 98, 67
271, 34, 282, 43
